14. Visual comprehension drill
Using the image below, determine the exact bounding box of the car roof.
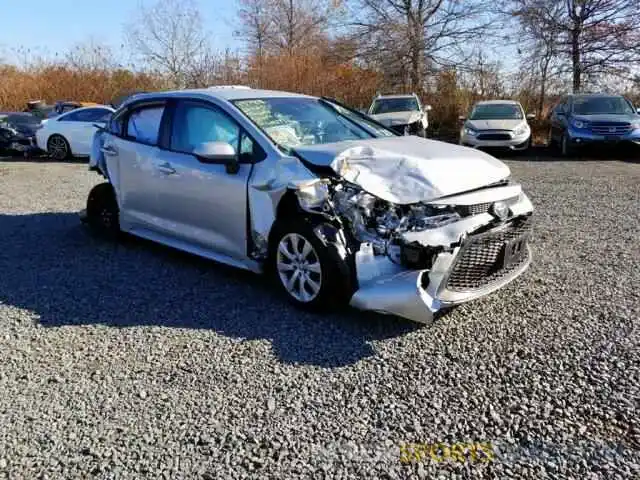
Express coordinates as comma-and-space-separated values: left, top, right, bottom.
569, 93, 624, 99
374, 94, 416, 100
475, 100, 520, 106
126, 87, 313, 105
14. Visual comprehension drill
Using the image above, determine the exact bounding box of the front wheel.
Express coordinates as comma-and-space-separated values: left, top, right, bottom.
270, 221, 355, 311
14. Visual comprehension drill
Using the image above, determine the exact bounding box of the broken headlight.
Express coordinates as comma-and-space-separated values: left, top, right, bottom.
295, 179, 330, 211
331, 183, 461, 259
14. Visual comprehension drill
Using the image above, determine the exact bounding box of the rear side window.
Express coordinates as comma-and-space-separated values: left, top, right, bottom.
126, 105, 165, 145
60, 108, 112, 122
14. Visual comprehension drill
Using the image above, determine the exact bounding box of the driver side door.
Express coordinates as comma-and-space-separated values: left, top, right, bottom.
153, 99, 263, 263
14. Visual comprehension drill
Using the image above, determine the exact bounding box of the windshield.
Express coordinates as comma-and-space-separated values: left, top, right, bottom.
470, 104, 523, 120
370, 97, 419, 115
233, 97, 380, 151
572, 96, 634, 115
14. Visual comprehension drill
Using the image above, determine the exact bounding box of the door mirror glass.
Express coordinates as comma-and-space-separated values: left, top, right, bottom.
425, 105, 433, 111
526, 113, 536, 120
458, 115, 466, 121
194, 141, 239, 174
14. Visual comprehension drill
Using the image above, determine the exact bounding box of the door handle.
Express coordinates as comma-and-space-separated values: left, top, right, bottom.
156, 162, 176, 175
101, 146, 117, 156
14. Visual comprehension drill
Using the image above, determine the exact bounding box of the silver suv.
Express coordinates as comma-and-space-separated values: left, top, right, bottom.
85, 86, 534, 324
367, 93, 431, 137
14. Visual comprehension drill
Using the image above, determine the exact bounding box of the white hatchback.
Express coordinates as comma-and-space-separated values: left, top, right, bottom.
459, 100, 535, 151
36, 105, 114, 160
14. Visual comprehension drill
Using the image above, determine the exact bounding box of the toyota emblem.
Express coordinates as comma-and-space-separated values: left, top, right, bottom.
491, 201, 509, 220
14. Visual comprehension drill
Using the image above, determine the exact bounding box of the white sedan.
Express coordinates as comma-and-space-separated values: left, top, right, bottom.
36, 105, 114, 160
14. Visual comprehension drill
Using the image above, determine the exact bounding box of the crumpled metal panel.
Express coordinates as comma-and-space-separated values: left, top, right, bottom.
246, 155, 319, 257
292, 136, 511, 204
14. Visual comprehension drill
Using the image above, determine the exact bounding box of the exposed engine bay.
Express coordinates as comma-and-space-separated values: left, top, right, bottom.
295, 179, 467, 271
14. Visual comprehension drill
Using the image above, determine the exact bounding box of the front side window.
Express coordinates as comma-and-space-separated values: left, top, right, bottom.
126, 105, 165, 145
171, 102, 241, 154
233, 97, 375, 151
370, 98, 419, 115
470, 104, 524, 120
571, 96, 634, 115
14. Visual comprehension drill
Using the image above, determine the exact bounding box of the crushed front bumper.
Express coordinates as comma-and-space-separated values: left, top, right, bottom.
349, 187, 534, 324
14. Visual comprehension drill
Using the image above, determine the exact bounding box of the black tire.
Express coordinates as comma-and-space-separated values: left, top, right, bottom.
268, 219, 356, 311
47, 134, 71, 160
86, 183, 120, 240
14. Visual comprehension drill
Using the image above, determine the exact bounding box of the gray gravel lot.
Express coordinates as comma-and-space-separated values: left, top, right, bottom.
0, 156, 639, 479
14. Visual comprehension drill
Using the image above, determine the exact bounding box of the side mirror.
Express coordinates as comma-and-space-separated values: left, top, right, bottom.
459, 116, 466, 121
526, 113, 536, 120
425, 105, 432, 111
193, 141, 239, 174
636, 108, 640, 114
93, 122, 107, 130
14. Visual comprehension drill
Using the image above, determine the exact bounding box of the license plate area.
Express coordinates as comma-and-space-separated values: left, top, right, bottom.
500, 234, 529, 268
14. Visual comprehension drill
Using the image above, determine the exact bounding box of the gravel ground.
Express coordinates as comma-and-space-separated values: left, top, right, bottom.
0, 156, 638, 479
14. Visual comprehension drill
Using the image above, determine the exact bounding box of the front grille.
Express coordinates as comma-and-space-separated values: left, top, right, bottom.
477, 132, 511, 141
590, 123, 631, 135
445, 216, 532, 292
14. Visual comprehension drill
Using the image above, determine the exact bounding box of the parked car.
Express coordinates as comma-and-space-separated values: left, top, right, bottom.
549, 93, 640, 156
0, 112, 42, 155
24, 100, 55, 119
367, 93, 431, 136
36, 105, 115, 160
459, 100, 534, 152
83, 86, 534, 324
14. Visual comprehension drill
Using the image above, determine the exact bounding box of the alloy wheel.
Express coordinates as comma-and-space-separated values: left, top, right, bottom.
276, 233, 323, 303
48, 136, 68, 160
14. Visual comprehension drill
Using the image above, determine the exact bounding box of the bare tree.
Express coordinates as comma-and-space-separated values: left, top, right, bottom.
236, 0, 272, 59
237, 0, 340, 57
65, 39, 118, 71
350, 0, 495, 92
125, 0, 209, 87
510, 0, 640, 92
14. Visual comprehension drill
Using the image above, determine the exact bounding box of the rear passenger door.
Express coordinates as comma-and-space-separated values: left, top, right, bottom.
102, 100, 168, 231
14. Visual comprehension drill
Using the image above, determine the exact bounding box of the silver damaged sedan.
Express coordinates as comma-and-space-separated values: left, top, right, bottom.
84, 87, 534, 324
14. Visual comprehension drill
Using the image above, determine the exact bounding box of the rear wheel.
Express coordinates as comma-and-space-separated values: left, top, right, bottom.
47, 134, 70, 160
86, 183, 120, 240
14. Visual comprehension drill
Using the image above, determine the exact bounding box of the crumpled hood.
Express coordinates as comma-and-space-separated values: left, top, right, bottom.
293, 136, 511, 204
370, 111, 423, 126
466, 119, 524, 131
